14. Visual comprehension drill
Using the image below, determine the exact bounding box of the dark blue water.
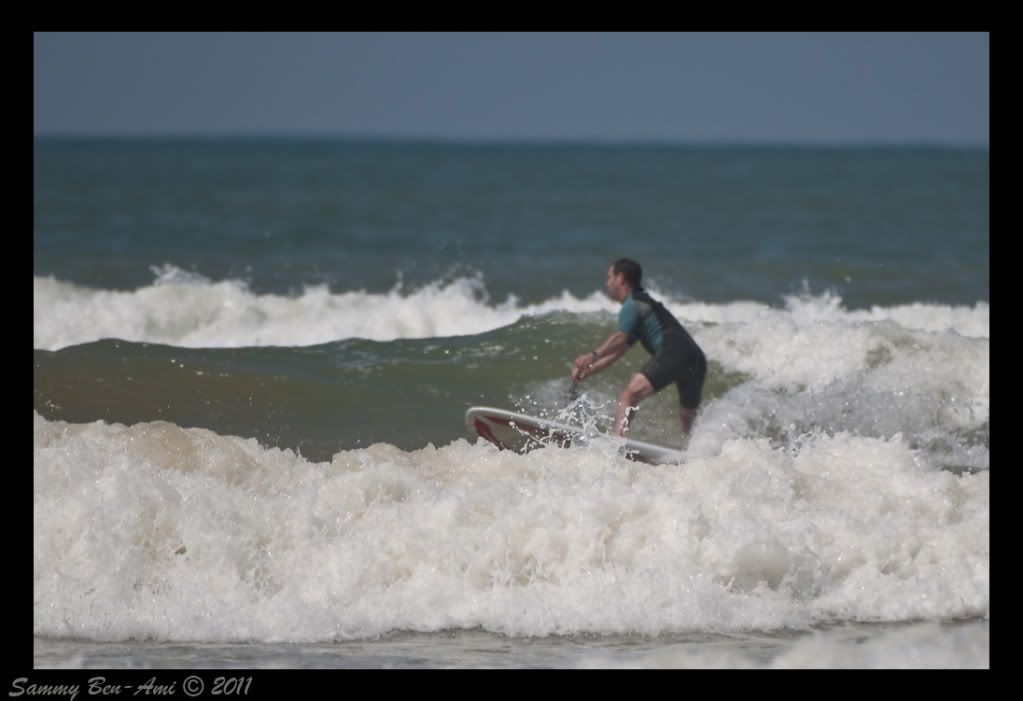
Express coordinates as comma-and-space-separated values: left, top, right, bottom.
34, 138, 989, 308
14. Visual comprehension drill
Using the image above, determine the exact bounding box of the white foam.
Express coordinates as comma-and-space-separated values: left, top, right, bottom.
687, 296, 989, 440
33, 269, 988, 350
33, 268, 542, 350
34, 413, 989, 644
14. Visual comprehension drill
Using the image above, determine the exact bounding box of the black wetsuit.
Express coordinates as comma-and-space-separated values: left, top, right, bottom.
617, 288, 707, 410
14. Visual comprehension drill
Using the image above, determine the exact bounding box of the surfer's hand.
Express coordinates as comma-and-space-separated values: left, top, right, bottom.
572, 354, 592, 382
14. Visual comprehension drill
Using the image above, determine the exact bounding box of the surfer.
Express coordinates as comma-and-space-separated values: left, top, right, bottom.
572, 258, 707, 437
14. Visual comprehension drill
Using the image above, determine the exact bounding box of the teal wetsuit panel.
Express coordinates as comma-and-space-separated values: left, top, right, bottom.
618, 292, 664, 355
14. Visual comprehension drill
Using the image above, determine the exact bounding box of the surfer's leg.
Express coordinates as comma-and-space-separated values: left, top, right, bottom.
676, 352, 706, 436
679, 406, 698, 435
616, 373, 655, 436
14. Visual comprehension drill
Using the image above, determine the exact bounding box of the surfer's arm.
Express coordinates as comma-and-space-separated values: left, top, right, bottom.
573, 331, 629, 381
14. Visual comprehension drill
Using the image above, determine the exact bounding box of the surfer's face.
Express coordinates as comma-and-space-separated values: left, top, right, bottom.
606, 266, 628, 302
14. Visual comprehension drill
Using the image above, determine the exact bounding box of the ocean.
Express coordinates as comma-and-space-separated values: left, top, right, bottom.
32, 137, 989, 669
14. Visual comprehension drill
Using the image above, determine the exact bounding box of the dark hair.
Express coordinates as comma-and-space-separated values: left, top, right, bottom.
612, 258, 642, 288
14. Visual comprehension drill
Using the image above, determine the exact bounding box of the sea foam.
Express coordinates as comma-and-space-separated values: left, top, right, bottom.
34, 412, 989, 643
34, 267, 988, 350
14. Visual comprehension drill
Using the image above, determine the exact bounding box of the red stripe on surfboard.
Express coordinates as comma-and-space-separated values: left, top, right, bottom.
472, 411, 676, 464
474, 418, 507, 449
479, 414, 575, 446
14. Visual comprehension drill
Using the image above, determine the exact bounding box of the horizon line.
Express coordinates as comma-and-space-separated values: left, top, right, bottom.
32, 131, 991, 150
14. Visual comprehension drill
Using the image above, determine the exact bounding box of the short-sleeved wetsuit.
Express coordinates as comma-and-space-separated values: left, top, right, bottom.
618, 288, 707, 410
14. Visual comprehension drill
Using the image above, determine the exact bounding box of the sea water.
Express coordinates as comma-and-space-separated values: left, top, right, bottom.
33, 138, 989, 668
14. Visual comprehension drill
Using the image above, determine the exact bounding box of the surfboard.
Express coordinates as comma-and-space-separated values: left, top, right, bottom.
464, 406, 684, 465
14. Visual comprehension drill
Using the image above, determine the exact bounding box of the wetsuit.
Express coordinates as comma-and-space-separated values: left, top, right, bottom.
618, 288, 707, 410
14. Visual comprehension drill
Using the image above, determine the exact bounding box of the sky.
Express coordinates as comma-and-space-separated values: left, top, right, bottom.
33, 32, 989, 145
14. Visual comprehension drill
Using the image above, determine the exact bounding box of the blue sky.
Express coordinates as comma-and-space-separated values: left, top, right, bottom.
33, 32, 989, 145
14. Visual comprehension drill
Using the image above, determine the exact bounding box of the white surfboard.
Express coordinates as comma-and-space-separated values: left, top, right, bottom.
464, 406, 684, 465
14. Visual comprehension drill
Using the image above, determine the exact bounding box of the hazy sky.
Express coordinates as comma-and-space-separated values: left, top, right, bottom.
34, 32, 989, 145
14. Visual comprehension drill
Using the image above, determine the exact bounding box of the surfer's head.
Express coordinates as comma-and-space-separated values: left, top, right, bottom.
607, 258, 641, 301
